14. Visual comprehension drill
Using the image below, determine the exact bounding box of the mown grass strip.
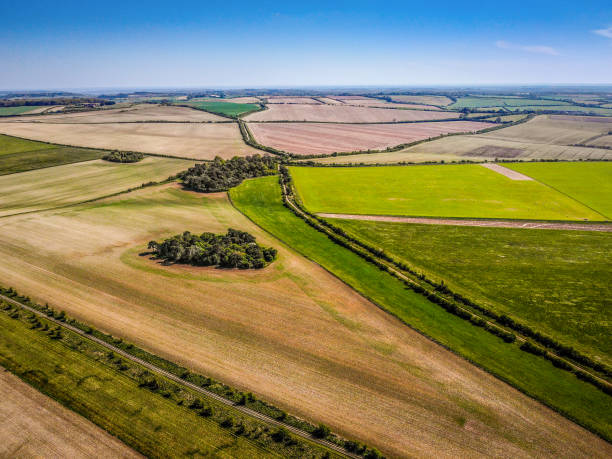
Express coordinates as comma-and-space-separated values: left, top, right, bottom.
229, 175, 612, 442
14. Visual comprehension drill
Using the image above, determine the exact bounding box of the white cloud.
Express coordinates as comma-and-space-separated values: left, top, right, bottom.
593, 26, 612, 39
495, 40, 560, 56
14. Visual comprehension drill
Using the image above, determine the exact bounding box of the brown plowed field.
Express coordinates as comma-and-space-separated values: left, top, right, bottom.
0, 370, 140, 458
0, 184, 609, 458
6, 104, 225, 123
338, 98, 441, 110
266, 97, 322, 104
248, 121, 493, 155
0, 122, 258, 159
245, 103, 456, 122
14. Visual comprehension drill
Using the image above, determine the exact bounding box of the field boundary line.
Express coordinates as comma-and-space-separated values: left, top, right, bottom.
0, 293, 357, 459
316, 213, 612, 231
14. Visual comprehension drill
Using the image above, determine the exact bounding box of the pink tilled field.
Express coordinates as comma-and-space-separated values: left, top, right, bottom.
245, 103, 455, 122
248, 120, 493, 155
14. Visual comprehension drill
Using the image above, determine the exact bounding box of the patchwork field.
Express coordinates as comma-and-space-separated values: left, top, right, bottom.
231, 176, 612, 444
0, 370, 140, 458
245, 103, 456, 122
317, 115, 612, 164
506, 162, 612, 218
1, 184, 609, 457
0, 157, 192, 216
248, 120, 493, 155
449, 96, 573, 109
388, 95, 453, 106
185, 100, 260, 117
289, 164, 607, 220
6, 104, 226, 123
0, 122, 258, 159
330, 219, 612, 367
0, 134, 105, 175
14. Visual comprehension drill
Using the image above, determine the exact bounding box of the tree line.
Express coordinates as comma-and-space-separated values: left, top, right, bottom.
148, 229, 277, 269
0, 97, 114, 107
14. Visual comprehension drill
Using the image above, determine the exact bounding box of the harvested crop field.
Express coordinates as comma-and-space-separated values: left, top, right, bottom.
0, 157, 193, 216
7, 104, 226, 123
0, 370, 140, 458
225, 96, 262, 104
1, 185, 610, 457
388, 95, 453, 106
0, 122, 258, 159
266, 97, 322, 104
586, 135, 612, 147
245, 103, 456, 122
337, 98, 441, 110
481, 115, 612, 145
248, 121, 493, 156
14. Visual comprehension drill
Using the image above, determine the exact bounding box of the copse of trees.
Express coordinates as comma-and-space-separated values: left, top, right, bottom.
181, 155, 277, 192
102, 151, 144, 163
148, 228, 277, 269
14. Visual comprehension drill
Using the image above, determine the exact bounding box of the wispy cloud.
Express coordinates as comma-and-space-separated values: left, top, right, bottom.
593, 26, 612, 39
496, 40, 560, 56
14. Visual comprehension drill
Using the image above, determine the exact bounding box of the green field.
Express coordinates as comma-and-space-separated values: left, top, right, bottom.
0, 301, 337, 458
230, 176, 612, 440
330, 219, 612, 367
450, 97, 572, 109
506, 162, 612, 218
0, 134, 105, 175
185, 100, 260, 118
0, 106, 45, 116
289, 165, 605, 221
504, 105, 612, 116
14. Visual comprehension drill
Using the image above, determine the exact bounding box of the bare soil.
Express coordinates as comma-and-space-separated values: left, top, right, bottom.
245, 104, 456, 122
248, 121, 492, 155
481, 163, 534, 180
0, 369, 140, 458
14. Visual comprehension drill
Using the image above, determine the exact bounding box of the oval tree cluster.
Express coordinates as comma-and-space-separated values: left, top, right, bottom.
102, 151, 144, 163
148, 229, 277, 269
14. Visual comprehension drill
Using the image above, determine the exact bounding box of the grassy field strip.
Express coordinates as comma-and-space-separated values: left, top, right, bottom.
289, 165, 605, 221
317, 213, 612, 231
231, 176, 612, 442
281, 178, 612, 388
0, 293, 353, 458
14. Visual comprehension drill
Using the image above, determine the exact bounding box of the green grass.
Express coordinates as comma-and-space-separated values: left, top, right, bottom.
0, 134, 105, 175
0, 106, 45, 116
450, 97, 572, 109
289, 165, 605, 221
230, 176, 612, 440
330, 219, 612, 367
504, 105, 612, 116
185, 100, 260, 118
0, 302, 340, 458
506, 162, 612, 218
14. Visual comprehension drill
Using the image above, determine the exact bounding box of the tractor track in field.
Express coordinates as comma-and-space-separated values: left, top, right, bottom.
317, 213, 612, 232
0, 293, 356, 459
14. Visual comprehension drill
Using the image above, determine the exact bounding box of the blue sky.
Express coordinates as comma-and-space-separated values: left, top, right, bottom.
1, 1, 611, 89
